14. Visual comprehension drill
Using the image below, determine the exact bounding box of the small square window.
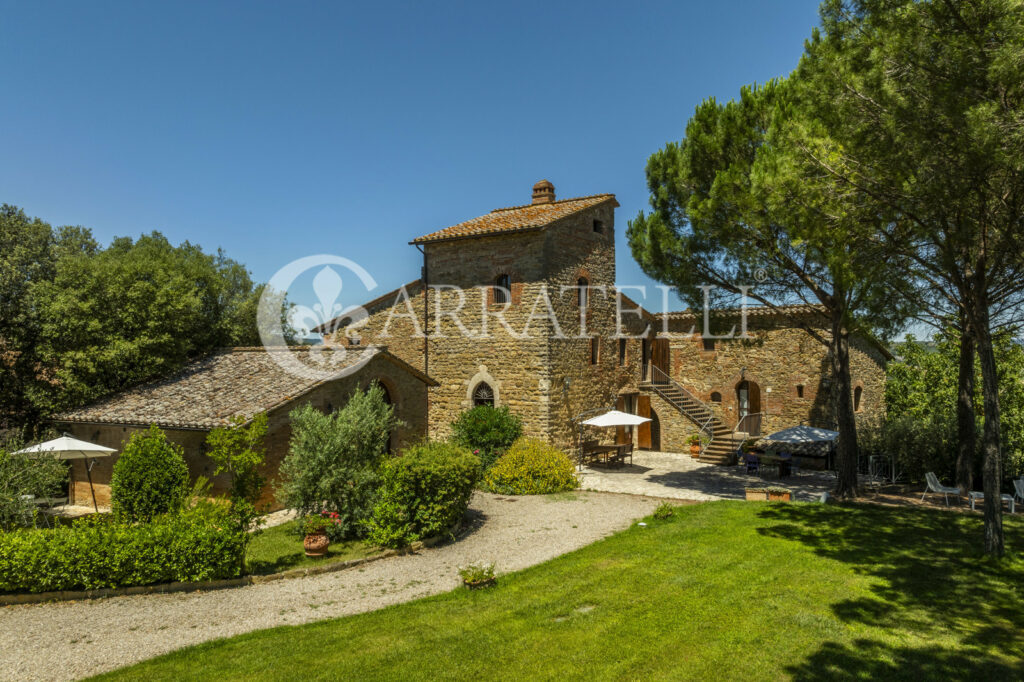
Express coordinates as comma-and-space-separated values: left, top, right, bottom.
593, 219, 604, 233
702, 338, 715, 352
796, 384, 804, 398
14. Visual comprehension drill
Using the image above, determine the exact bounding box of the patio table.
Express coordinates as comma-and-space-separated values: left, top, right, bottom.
968, 491, 1015, 514
583, 444, 629, 467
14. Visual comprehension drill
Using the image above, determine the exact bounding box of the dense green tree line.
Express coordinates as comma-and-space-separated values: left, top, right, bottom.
0, 204, 266, 431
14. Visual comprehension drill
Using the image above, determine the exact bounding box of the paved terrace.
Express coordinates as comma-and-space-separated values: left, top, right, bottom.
578, 451, 836, 502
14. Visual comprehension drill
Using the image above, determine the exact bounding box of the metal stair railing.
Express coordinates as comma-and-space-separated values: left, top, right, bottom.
733, 412, 763, 439
647, 365, 717, 455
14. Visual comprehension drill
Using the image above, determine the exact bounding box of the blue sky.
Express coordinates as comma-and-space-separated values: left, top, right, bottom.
2, 0, 823, 320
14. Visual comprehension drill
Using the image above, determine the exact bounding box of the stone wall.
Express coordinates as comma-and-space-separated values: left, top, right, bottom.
541, 200, 644, 448
419, 230, 552, 440
62, 353, 430, 511
658, 311, 888, 438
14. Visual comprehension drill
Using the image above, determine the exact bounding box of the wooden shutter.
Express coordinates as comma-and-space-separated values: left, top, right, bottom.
637, 395, 651, 449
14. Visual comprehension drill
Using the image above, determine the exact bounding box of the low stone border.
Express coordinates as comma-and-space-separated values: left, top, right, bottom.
0, 526, 458, 607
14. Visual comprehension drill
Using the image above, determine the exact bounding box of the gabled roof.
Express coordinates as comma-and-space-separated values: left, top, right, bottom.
311, 279, 423, 335
410, 193, 618, 245
53, 346, 436, 430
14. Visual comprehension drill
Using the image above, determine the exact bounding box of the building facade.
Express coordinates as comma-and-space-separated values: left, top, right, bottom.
320, 180, 889, 459
55, 347, 435, 510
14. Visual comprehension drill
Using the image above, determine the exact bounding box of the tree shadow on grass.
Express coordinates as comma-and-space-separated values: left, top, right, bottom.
754, 503, 1024, 679
786, 638, 1020, 681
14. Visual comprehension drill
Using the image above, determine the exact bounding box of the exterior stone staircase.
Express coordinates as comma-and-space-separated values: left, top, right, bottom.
641, 367, 740, 466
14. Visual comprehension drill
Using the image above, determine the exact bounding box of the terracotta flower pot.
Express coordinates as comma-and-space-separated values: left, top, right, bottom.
768, 491, 792, 502
303, 532, 330, 557
745, 488, 768, 501
689, 444, 701, 458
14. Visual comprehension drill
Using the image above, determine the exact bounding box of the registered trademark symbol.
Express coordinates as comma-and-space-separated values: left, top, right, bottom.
754, 268, 768, 282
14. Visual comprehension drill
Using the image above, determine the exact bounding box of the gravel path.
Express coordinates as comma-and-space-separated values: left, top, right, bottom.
0, 491, 659, 681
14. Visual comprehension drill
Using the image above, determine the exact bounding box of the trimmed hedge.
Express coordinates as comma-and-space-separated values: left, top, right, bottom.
483, 437, 578, 495
365, 441, 481, 548
0, 503, 247, 593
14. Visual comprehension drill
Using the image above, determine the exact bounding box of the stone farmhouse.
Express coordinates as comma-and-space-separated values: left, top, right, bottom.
52, 180, 889, 510
316, 180, 890, 464
54, 347, 435, 510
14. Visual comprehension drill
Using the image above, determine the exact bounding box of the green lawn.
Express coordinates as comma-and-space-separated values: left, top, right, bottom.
100, 502, 1023, 680
244, 520, 379, 575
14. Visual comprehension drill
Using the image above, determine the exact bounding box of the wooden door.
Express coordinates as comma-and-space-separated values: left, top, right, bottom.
652, 338, 671, 383
637, 395, 652, 449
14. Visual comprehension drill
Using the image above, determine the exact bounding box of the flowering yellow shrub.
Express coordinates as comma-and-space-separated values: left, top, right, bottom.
482, 437, 578, 495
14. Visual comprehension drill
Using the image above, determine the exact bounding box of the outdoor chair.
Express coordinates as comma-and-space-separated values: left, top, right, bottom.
744, 454, 759, 474
921, 472, 961, 507
604, 442, 633, 468
1014, 478, 1024, 507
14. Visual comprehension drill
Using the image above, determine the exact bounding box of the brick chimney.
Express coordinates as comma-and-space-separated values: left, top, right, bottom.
531, 179, 555, 205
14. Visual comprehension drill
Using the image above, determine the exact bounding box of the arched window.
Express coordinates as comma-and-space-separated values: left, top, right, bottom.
854, 386, 863, 412
494, 274, 510, 304
472, 382, 495, 407
710, 391, 722, 403
577, 277, 589, 308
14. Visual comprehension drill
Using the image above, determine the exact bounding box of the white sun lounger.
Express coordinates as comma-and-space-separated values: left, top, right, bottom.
921, 472, 961, 507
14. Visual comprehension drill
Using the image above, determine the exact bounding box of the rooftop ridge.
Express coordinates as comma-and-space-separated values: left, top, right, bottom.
489, 193, 617, 214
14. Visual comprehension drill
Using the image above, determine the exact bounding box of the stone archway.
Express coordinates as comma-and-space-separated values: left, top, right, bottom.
466, 366, 500, 409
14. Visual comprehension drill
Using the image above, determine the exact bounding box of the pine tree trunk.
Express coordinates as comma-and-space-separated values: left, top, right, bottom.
831, 316, 859, 499
956, 312, 976, 496
968, 268, 1004, 557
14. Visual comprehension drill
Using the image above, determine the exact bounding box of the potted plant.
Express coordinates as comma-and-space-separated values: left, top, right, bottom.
686, 434, 702, 458
767, 486, 792, 502
302, 515, 333, 557
744, 487, 768, 501
459, 563, 496, 590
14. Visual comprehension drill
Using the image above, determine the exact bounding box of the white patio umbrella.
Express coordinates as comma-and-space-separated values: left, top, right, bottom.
581, 410, 652, 427
16, 435, 116, 513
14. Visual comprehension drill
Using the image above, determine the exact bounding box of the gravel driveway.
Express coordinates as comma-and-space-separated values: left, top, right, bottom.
0, 491, 659, 681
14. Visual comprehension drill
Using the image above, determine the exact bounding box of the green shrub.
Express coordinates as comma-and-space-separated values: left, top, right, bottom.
652, 502, 675, 520
110, 425, 190, 522
205, 413, 267, 504
277, 384, 397, 540
365, 441, 481, 548
482, 438, 578, 495
859, 413, 956, 484
0, 502, 247, 593
451, 405, 522, 470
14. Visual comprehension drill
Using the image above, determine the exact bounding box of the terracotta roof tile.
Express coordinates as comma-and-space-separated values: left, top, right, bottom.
662, 303, 826, 319
52, 346, 431, 430
411, 193, 617, 244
